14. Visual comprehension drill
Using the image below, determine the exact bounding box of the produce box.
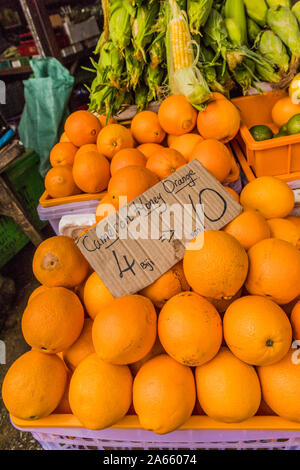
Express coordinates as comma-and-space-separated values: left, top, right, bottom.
232, 92, 300, 181
0, 149, 46, 268
39, 190, 106, 208
11, 414, 300, 450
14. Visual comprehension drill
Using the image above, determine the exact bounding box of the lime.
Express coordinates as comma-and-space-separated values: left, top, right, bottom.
287, 113, 300, 135
249, 125, 274, 141
273, 131, 288, 139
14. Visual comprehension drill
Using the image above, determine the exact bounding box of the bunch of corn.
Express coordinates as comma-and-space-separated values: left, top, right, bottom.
166, 0, 211, 108
187, 0, 213, 36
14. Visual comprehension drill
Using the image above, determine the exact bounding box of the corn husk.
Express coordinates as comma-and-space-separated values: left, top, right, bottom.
132, 3, 160, 61
199, 47, 227, 94
266, 0, 290, 7
247, 18, 262, 43
267, 6, 300, 58
125, 47, 144, 90
255, 60, 281, 83
145, 65, 165, 101
187, 0, 213, 35
135, 84, 149, 110
97, 41, 125, 88
232, 59, 256, 94
292, 1, 300, 24
149, 34, 166, 69
243, 0, 268, 27
257, 30, 290, 73
109, 0, 135, 53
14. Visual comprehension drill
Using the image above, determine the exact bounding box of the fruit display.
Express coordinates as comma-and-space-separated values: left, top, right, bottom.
87, 0, 300, 117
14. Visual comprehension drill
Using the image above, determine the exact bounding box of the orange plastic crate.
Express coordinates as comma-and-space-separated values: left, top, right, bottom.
39, 190, 107, 208
232, 91, 300, 181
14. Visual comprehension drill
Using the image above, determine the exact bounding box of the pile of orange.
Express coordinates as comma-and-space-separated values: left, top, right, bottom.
3, 94, 300, 436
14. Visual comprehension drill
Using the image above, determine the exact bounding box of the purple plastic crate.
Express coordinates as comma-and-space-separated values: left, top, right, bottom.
37, 199, 101, 235
11, 420, 300, 450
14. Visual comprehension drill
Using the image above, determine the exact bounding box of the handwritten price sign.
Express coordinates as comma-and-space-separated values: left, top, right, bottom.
76, 159, 242, 297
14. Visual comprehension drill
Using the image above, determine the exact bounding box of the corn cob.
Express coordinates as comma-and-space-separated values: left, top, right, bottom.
257, 30, 290, 74
255, 60, 281, 83
124, 47, 144, 90
267, 6, 300, 58
247, 18, 262, 43
224, 0, 248, 46
109, 0, 135, 53
243, 0, 268, 27
292, 1, 300, 24
132, 3, 160, 61
149, 34, 166, 69
145, 65, 165, 102
187, 0, 213, 36
135, 84, 149, 111
169, 16, 194, 72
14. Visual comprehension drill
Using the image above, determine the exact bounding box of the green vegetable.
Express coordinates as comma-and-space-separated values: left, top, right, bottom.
232, 59, 256, 94
287, 113, 300, 134
124, 48, 144, 90
145, 65, 165, 102
267, 6, 300, 58
250, 125, 274, 141
149, 34, 166, 69
266, 0, 290, 7
135, 84, 149, 111
187, 0, 213, 35
243, 0, 268, 27
292, 1, 300, 24
247, 18, 262, 43
255, 60, 281, 83
132, 3, 160, 61
257, 30, 290, 73
109, 0, 134, 53
224, 0, 248, 46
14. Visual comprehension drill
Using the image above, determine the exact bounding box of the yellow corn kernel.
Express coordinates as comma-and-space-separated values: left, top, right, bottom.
170, 18, 193, 72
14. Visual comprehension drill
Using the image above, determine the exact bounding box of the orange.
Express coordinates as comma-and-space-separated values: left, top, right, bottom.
246, 238, 300, 304
158, 95, 197, 136
83, 272, 114, 319
60, 132, 71, 143
33, 235, 90, 288
209, 91, 228, 101
69, 353, 132, 429
139, 261, 190, 309
137, 143, 164, 159
27, 285, 50, 304
92, 295, 157, 365
2, 350, 67, 420
223, 186, 240, 202
97, 114, 117, 127
223, 210, 271, 250
158, 291, 222, 366
267, 218, 300, 247
75, 144, 98, 159
286, 215, 300, 238
196, 347, 261, 423
110, 148, 146, 176
271, 96, 300, 128
63, 318, 94, 370
189, 139, 232, 182
146, 147, 186, 180
108, 166, 159, 208
97, 124, 134, 159
65, 110, 101, 147
167, 134, 178, 146
22, 287, 84, 353
204, 288, 242, 314
183, 230, 249, 300
50, 142, 78, 167
95, 194, 118, 223
290, 301, 300, 340
224, 295, 292, 366
258, 349, 300, 422
133, 354, 196, 434
72, 151, 110, 193
240, 176, 295, 219
197, 97, 240, 143
55, 368, 72, 414
131, 110, 166, 144
169, 133, 203, 162
130, 337, 165, 376
45, 165, 81, 198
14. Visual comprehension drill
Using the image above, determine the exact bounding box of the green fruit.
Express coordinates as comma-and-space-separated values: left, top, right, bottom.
273, 131, 288, 138
287, 114, 300, 135
249, 125, 274, 141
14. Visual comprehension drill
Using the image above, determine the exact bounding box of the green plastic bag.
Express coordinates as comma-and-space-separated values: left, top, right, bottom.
19, 58, 74, 177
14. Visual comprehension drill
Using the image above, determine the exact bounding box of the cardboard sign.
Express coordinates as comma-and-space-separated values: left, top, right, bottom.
76, 159, 242, 297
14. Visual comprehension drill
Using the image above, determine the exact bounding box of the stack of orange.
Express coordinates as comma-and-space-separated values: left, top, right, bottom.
3, 94, 300, 436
